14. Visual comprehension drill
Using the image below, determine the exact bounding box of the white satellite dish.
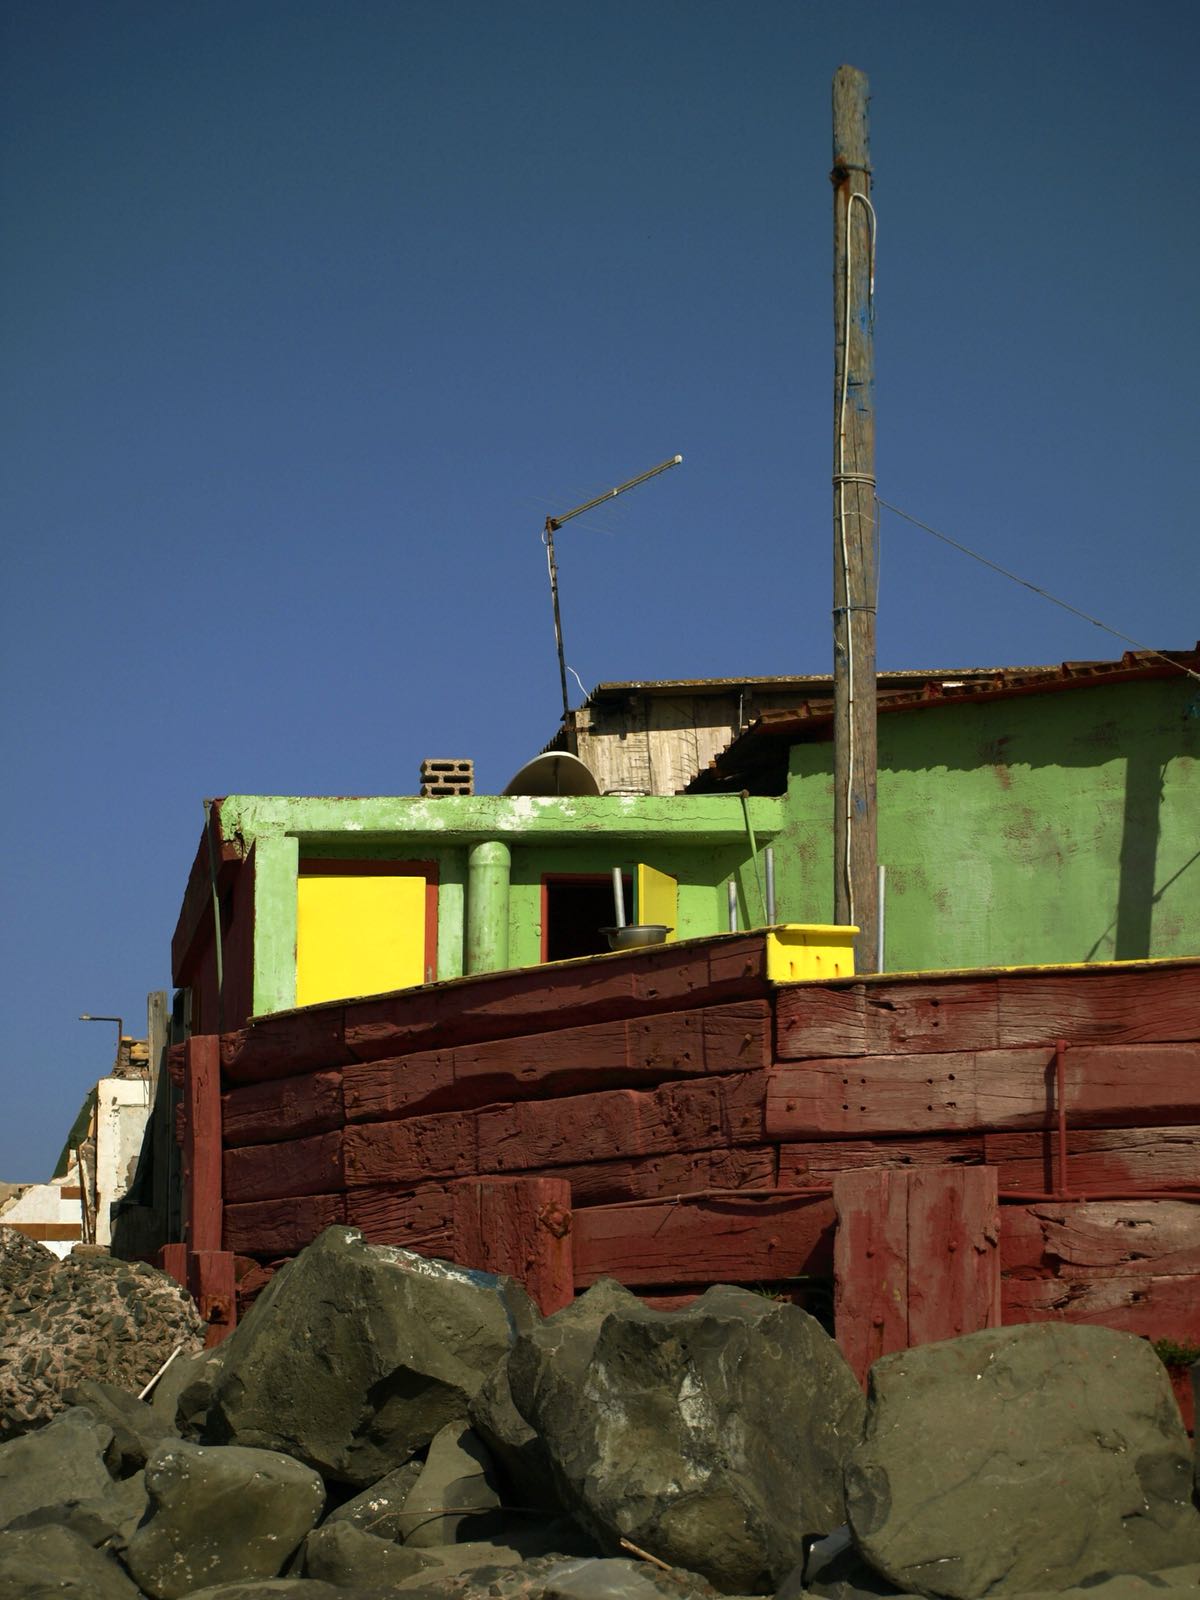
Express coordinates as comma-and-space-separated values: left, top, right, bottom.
503, 751, 601, 797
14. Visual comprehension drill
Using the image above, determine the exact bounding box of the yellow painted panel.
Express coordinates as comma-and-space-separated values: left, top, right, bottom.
296, 875, 426, 1007
766, 923, 858, 983
636, 863, 677, 940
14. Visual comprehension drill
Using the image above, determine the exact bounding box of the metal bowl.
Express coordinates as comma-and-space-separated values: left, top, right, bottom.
601, 924, 673, 951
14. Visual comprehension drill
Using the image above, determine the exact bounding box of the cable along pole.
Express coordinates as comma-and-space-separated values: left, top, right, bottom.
831, 65, 879, 971
543, 454, 683, 751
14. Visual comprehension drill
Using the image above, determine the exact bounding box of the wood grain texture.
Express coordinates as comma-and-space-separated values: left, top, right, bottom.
984, 1125, 1200, 1191
833, 1170, 910, 1384
905, 1168, 1000, 1344
223, 1193, 347, 1256
475, 1075, 766, 1174
572, 1192, 835, 1286
779, 1134, 984, 1184
223, 1131, 344, 1205
183, 1037, 223, 1253
766, 1044, 1200, 1140
451, 1176, 573, 1314
343, 1182, 454, 1251
188, 1249, 237, 1346
343, 936, 769, 1062
222, 1070, 345, 1148
776, 961, 1200, 1062
545, 1146, 778, 1208
1000, 1201, 1200, 1277
1002, 1272, 1199, 1344
221, 1009, 346, 1086
343, 1002, 771, 1123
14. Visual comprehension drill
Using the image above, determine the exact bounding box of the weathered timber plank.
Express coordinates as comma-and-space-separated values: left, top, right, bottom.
995, 964, 1200, 1047
984, 1125, 1200, 1191
572, 1193, 835, 1286
223, 1131, 344, 1205
765, 1044, 1200, 1141
189, 1249, 237, 1347
1002, 1273, 1200, 1343
550, 1146, 778, 1208
222, 1009, 346, 1086
343, 936, 769, 1062
183, 1038, 223, 1253
777, 979, 1001, 1060
1000, 1201, 1200, 1277
775, 961, 1200, 1062
779, 1135, 983, 1185
342, 1002, 771, 1123
342, 1074, 764, 1188
833, 1170, 909, 1384
223, 1070, 345, 1148
452, 1177, 573, 1314
223, 1193, 347, 1256
475, 1075, 765, 1174
905, 1168, 1000, 1345
344, 1183, 454, 1251
343, 1114, 477, 1188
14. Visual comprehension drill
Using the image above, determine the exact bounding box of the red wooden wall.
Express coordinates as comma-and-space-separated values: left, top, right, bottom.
167, 939, 1200, 1419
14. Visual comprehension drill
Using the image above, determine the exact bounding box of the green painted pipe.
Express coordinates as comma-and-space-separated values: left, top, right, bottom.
466, 840, 512, 974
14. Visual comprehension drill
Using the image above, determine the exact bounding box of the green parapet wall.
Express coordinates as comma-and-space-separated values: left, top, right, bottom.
223, 791, 785, 1016
775, 677, 1198, 971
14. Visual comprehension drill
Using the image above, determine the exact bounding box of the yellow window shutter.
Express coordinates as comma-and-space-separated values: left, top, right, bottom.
296, 875, 427, 1007
636, 863, 677, 940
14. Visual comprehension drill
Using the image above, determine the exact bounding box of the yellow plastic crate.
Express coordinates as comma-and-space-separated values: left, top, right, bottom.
765, 923, 858, 983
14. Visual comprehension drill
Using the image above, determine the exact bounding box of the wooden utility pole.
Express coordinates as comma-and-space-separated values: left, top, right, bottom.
831, 65, 879, 971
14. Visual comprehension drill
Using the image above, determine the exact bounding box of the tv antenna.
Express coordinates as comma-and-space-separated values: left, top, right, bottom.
542, 453, 683, 744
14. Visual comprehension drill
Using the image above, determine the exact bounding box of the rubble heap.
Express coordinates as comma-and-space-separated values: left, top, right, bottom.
0, 1225, 1198, 1600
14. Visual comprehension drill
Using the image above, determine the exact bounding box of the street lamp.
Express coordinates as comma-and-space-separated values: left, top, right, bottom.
79, 1013, 123, 1065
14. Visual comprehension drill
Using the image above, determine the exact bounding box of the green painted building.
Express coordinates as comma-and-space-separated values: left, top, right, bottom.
172, 647, 1198, 1030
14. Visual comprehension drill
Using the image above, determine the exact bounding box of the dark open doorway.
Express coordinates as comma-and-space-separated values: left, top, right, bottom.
543, 875, 633, 962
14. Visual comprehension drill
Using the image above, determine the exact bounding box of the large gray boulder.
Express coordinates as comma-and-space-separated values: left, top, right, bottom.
0, 1250, 203, 1438
5, 1469, 148, 1551
205, 1227, 535, 1486
323, 1458, 425, 1538
304, 1518, 438, 1586
511, 1281, 865, 1593
846, 1323, 1200, 1598
0, 1405, 115, 1529
0, 1524, 143, 1599
403, 1423, 504, 1548
64, 1379, 177, 1473
470, 1353, 562, 1513
123, 1438, 326, 1598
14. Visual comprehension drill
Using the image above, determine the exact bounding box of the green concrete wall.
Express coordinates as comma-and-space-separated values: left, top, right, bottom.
775, 678, 1198, 970
224, 792, 783, 1015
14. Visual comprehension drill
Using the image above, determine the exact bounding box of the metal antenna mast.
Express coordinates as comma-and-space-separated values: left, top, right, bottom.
543, 453, 683, 747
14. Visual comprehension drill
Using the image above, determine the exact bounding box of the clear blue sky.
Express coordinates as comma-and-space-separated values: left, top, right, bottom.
2, 1, 1196, 1182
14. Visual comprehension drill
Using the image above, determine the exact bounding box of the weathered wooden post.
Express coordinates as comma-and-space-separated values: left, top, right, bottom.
832, 65, 879, 971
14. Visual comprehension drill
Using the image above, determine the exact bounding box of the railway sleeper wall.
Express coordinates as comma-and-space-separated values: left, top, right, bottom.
165, 953, 1200, 1419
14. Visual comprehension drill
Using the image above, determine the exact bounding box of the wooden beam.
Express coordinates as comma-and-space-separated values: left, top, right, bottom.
182, 1037, 223, 1253
766, 1043, 1200, 1140
452, 1177, 573, 1315
775, 962, 1200, 1061
572, 1192, 835, 1287
222, 1070, 345, 1148
833, 1167, 1000, 1385
223, 1131, 344, 1205
342, 1001, 772, 1124
222, 1193, 348, 1256
1001, 1200, 1200, 1277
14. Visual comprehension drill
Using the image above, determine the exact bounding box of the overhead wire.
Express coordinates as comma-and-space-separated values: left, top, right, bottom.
875, 497, 1200, 687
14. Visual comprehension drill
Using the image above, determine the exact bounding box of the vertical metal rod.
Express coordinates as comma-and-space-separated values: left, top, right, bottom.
832, 64, 879, 971
727, 880, 738, 932
612, 867, 627, 929
765, 847, 776, 924
876, 863, 886, 970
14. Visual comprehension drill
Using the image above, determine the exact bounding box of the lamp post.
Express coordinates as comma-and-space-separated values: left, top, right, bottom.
79, 1013, 123, 1067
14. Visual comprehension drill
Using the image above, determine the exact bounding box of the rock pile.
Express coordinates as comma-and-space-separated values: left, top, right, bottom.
0, 1223, 1197, 1600
0, 1231, 204, 1439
